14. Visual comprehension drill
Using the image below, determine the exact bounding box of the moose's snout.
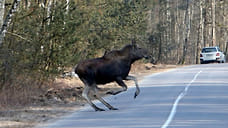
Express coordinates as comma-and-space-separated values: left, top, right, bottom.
142, 49, 150, 59
144, 55, 150, 59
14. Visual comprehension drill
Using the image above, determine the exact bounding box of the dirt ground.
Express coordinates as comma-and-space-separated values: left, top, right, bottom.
0, 63, 181, 128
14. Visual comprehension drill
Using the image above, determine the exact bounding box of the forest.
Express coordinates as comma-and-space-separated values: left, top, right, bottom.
0, 0, 227, 105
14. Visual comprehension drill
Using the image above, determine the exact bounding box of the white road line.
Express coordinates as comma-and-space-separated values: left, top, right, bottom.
161, 70, 202, 128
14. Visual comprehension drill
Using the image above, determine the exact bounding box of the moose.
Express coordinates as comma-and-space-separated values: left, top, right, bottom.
75, 40, 149, 111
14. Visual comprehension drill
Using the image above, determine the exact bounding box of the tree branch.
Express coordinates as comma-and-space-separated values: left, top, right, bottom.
6, 31, 32, 42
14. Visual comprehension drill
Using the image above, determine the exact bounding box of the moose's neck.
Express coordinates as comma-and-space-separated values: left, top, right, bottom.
130, 55, 144, 64
121, 55, 141, 67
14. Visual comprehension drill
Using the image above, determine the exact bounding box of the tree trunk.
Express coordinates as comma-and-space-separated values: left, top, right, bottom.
0, 0, 5, 45
204, 0, 212, 47
0, 0, 5, 28
180, 0, 190, 64
196, 0, 204, 64
211, 0, 216, 46
225, 41, 228, 56
66, 0, 69, 13
175, 12, 179, 63
158, 32, 162, 64
0, 0, 21, 46
157, 0, 166, 63
22, 0, 31, 9
47, 0, 53, 25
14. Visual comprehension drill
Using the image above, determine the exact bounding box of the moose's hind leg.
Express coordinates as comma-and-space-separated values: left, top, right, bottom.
82, 85, 105, 111
93, 87, 118, 110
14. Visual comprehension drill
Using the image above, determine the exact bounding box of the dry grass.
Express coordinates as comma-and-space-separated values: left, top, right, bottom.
0, 77, 45, 109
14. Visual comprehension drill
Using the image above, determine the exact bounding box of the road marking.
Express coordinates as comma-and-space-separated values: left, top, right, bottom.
161, 70, 202, 128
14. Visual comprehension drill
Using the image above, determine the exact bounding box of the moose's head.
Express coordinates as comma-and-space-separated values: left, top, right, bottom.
129, 39, 150, 61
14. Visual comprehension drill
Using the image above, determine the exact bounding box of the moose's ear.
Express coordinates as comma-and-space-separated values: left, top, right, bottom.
131, 39, 136, 46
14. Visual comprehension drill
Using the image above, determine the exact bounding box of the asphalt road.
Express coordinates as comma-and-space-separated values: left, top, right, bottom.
40, 63, 228, 128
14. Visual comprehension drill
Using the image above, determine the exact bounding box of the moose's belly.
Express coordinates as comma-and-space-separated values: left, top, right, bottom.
94, 63, 131, 84
95, 75, 115, 84
95, 72, 128, 85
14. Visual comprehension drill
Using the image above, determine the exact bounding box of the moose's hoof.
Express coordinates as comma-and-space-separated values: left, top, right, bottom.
134, 93, 138, 99
106, 91, 114, 95
95, 108, 105, 111
110, 107, 118, 110
134, 90, 140, 99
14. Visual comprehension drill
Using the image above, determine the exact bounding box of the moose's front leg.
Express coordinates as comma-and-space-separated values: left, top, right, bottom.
106, 77, 128, 95
126, 75, 140, 99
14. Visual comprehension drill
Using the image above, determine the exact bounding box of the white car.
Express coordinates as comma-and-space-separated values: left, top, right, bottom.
200, 47, 226, 64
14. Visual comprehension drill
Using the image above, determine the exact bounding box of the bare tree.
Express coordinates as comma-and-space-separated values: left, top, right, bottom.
211, 0, 216, 46
204, 0, 213, 47
0, 0, 21, 45
21, 0, 31, 8
0, 0, 5, 28
196, 0, 205, 64
179, 0, 191, 64
225, 41, 228, 56
66, 0, 69, 13
0, 0, 5, 45
217, 0, 228, 51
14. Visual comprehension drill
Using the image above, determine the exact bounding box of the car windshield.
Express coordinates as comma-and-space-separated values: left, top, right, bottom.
202, 48, 217, 53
